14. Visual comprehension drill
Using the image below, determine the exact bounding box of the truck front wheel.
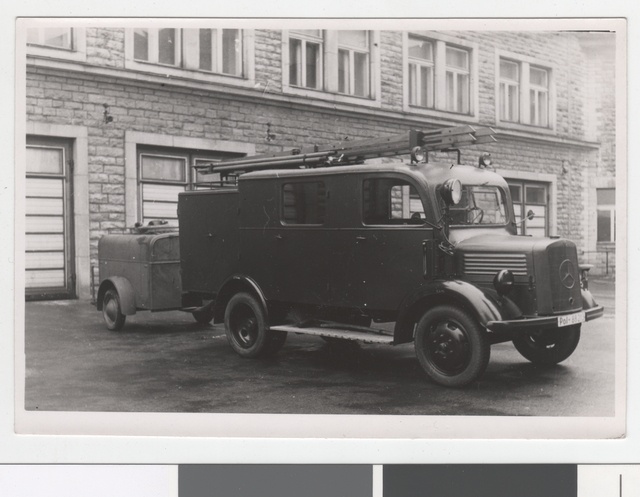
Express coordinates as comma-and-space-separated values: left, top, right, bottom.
224, 292, 287, 358
512, 325, 581, 365
414, 305, 490, 387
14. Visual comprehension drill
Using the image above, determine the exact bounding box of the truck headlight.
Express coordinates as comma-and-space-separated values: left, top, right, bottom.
441, 179, 462, 205
493, 269, 514, 296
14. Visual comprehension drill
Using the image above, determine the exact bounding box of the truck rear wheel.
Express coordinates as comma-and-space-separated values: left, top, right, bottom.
224, 292, 287, 358
102, 288, 126, 331
512, 325, 581, 365
414, 305, 490, 387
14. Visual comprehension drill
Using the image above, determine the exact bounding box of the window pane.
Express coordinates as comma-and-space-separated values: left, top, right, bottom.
538, 91, 548, 126
597, 188, 615, 205
222, 29, 241, 75
597, 209, 612, 242
338, 30, 367, 48
199, 29, 213, 71
457, 72, 469, 113
305, 42, 320, 88
158, 28, 177, 65
530, 89, 537, 125
134, 28, 149, 61
353, 51, 368, 97
500, 60, 519, 81
289, 38, 302, 86
28, 28, 72, 49
27, 28, 39, 45
421, 65, 433, 107
141, 155, 186, 182
408, 36, 432, 61
282, 182, 326, 224
338, 49, 349, 93
26, 147, 64, 174
525, 185, 546, 204
530, 67, 548, 87
509, 184, 522, 202
446, 71, 454, 111
363, 179, 424, 224
446, 46, 468, 69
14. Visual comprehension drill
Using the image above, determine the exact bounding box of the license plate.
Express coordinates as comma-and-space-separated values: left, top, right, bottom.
558, 311, 585, 327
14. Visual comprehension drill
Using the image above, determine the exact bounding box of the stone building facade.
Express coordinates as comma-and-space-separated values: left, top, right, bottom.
23, 26, 617, 299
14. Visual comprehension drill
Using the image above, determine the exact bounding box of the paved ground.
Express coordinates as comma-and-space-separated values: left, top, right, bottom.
23, 279, 616, 416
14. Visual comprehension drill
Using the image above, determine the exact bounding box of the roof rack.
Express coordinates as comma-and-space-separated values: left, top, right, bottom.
194, 125, 496, 182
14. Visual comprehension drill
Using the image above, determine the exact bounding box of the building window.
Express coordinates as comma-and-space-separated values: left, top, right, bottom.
408, 36, 434, 109
508, 181, 549, 237
405, 33, 474, 116
289, 30, 322, 89
138, 148, 242, 225
337, 30, 370, 97
597, 188, 615, 243
27, 27, 73, 50
282, 182, 326, 225
283, 30, 378, 101
498, 56, 552, 128
131, 28, 245, 77
499, 59, 520, 122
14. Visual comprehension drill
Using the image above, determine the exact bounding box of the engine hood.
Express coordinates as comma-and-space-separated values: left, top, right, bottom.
452, 232, 575, 255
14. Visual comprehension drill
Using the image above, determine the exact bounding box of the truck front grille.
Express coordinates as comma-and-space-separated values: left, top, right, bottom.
462, 253, 528, 276
547, 242, 581, 313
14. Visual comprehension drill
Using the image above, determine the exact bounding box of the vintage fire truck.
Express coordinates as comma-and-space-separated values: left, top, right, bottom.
97, 125, 603, 386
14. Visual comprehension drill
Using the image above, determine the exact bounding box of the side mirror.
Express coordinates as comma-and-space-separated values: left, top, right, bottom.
526, 209, 535, 221
440, 179, 462, 206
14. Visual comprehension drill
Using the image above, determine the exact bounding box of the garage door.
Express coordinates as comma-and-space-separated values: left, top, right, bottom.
25, 138, 75, 300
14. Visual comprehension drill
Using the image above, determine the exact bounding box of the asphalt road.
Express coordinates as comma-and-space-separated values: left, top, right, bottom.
23, 279, 616, 416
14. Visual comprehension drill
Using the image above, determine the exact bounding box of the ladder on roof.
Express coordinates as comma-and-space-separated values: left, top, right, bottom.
194, 125, 497, 180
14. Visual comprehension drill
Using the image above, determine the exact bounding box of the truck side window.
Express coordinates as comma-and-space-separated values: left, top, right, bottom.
282, 181, 326, 225
363, 178, 425, 225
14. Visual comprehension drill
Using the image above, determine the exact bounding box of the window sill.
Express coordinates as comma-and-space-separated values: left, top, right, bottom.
27, 45, 87, 63
124, 58, 255, 88
282, 85, 381, 108
403, 104, 478, 123
495, 119, 556, 135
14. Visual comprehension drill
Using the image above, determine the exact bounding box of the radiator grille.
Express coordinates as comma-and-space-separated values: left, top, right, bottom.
548, 243, 581, 312
463, 253, 528, 276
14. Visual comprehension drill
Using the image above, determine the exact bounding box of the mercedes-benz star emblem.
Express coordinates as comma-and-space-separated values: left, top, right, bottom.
559, 259, 576, 289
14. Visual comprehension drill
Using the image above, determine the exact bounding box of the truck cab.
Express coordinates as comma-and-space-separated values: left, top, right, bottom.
177, 126, 603, 387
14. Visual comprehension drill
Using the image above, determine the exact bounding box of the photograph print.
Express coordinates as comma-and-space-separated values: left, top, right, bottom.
16, 18, 625, 438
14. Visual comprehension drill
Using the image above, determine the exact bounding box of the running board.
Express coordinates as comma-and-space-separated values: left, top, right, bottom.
269, 325, 394, 345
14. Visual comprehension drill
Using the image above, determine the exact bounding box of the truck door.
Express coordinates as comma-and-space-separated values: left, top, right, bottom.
336, 176, 435, 311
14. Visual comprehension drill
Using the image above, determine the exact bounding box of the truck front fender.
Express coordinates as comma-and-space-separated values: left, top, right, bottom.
394, 279, 521, 344
97, 276, 137, 315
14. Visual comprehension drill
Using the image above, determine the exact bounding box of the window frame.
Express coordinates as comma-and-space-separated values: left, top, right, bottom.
407, 35, 435, 109
288, 30, 324, 90
282, 30, 382, 108
499, 58, 520, 123
403, 31, 479, 121
25, 26, 87, 62
280, 180, 327, 226
495, 50, 556, 132
361, 177, 429, 227
125, 28, 255, 87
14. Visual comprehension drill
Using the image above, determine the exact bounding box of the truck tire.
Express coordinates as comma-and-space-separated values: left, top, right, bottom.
414, 305, 490, 387
224, 292, 286, 358
102, 288, 126, 331
512, 325, 581, 365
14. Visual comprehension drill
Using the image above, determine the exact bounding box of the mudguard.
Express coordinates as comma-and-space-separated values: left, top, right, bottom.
97, 276, 137, 315
581, 288, 599, 309
213, 274, 269, 323
394, 279, 522, 343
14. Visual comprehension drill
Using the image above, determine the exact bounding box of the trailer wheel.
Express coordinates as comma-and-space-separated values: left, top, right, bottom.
224, 292, 286, 358
102, 288, 126, 331
414, 305, 490, 387
512, 325, 581, 365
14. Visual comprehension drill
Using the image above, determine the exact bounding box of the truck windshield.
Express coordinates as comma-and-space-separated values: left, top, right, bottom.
444, 185, 508, 226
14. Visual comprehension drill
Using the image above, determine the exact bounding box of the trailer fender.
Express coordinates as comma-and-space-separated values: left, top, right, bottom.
213, 275, 269, 324
394, 279, 521, 344
97, 277, 137, 315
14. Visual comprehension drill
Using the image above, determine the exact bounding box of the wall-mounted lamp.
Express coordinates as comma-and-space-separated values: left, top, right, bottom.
266, 122, 276, 142
562, 159, 570, 174
478, 153, 492, 168
103, 103, 113, 124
